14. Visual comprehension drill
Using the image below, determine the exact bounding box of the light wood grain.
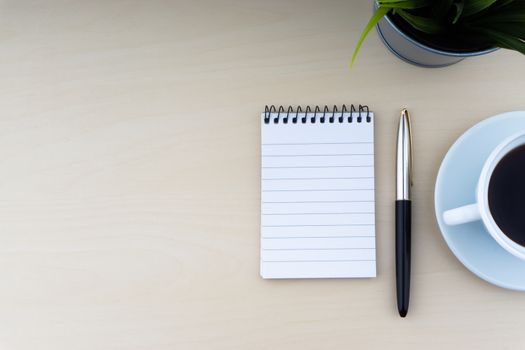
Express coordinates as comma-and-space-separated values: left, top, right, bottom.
0, 1, 524, 349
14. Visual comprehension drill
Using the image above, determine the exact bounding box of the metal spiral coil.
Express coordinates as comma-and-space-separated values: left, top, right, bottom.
263, 104, 371, 124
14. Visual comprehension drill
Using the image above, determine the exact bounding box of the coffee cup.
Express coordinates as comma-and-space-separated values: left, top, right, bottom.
443, 131, 525, 261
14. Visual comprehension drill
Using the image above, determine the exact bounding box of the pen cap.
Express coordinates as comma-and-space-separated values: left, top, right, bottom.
396, 109, 412, 200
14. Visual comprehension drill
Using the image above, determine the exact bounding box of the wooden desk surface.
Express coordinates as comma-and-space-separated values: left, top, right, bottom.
1, 1, 525, 349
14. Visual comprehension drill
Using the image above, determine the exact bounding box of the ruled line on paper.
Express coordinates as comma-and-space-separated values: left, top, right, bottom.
261, 236, 375, 239
262, 224, 374, 227
262, 177, 374, 180
262, 212, 374, 215
262, 142, 374, 146
262, 165, 374, 169
262, 153, 374, 157
261, 260, 376, 263
262, 247, 375, 250
262, 189, 374, 192
262, 200, 375, 203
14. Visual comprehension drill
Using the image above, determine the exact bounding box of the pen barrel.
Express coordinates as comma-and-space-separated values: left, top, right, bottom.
395, 200, 411, 317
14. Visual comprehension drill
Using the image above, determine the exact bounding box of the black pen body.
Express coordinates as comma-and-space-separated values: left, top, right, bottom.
395, 199, 411, 318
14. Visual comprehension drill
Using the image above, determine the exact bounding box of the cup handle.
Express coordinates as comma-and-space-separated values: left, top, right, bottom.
443, 203, 482, 226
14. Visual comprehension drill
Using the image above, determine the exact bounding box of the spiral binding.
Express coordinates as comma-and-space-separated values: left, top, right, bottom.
263, 104, 371, 124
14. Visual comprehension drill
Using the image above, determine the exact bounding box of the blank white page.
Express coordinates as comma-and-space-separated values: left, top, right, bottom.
260, 110, 376, 279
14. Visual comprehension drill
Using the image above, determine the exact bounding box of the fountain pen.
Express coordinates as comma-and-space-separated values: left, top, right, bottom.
396, 108, 412, 318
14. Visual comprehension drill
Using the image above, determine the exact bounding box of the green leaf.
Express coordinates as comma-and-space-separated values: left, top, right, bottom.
396, 9, 445, 33
471, 1, 525, 22
489, 0, 518, 11
377, 0, 433, 9
482, 28, 525, 54
463, 0, 500, 16
474, 12, 525, 22
350, 6, 391, 68
452, 1, 465, 23
477, 22, 525, 37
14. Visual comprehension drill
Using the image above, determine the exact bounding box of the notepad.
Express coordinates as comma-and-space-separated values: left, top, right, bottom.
260, 105, 376, 279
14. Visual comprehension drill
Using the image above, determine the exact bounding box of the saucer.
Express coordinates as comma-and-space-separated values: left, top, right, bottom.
435, 111, 525, 291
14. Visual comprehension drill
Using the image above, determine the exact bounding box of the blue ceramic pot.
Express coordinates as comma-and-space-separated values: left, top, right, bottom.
374, 3, 498, 68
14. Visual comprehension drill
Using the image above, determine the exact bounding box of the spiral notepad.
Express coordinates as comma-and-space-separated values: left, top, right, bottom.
260, 105, 376, 279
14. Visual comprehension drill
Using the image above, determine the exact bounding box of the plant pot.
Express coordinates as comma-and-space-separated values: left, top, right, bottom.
374, 3, 498, 67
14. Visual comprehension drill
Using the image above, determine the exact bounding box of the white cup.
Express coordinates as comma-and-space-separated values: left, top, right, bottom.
443, 131, 525, 261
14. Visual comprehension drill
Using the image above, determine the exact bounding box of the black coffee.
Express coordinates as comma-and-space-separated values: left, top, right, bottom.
488, 144, 525, 247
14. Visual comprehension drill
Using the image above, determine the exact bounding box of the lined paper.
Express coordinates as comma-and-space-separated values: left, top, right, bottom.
260, 111, 376, 279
